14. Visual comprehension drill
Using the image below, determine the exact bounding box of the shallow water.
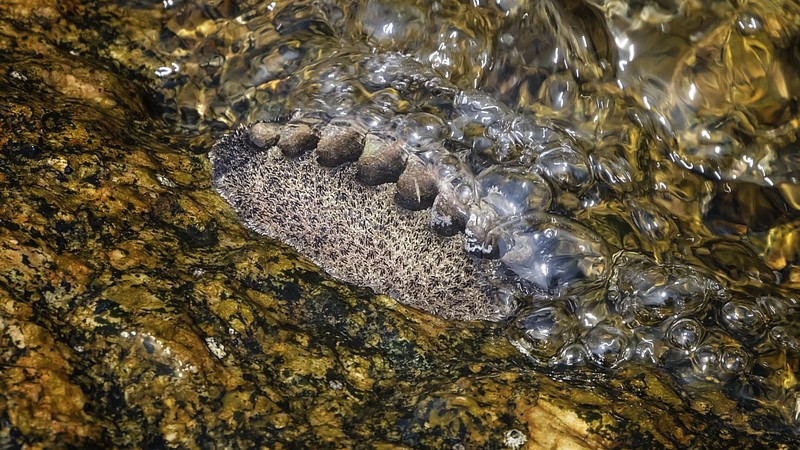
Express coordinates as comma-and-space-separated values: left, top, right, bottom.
154, 0, 800, 431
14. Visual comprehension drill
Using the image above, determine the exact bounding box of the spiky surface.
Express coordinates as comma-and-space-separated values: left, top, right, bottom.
211, 126, 508, 321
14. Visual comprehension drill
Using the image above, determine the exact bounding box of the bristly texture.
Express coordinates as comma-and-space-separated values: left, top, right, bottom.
211, 125, 510, 321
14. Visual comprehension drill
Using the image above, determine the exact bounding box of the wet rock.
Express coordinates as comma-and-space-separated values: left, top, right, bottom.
248, 121, 282, 149
277, 122, 318, 157
354, 133, 406, 185
1, 0, 798, 448
316, 123, 364, 167
395, 160, 438, 210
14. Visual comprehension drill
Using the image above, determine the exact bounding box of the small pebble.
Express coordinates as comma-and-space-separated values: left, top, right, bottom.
316, 124, 364, 167
355, 134, 407, 185
278, 123, 319, 157
248, 122, 282, 149
430, 189, 467, 236
395, 160, 438, 210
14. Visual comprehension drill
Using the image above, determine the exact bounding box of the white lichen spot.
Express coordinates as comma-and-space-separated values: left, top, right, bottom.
6, 323, 26, 349
46, 157, 69, 172
464, 229, 492, 254
10, 70, 27, 81
205, 337, 226, 359
156, 173, 177, 188
164, 431, 178, 442
503, 429, 527, 450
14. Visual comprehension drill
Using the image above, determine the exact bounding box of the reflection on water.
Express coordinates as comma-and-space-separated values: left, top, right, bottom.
153, 0, 799, 429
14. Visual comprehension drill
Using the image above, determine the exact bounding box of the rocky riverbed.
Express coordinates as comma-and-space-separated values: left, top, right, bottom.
0, 0, 798, 448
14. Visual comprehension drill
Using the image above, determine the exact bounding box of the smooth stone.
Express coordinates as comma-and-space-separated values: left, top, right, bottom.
395, 160, 438, 210
355, 134, 407, 185
316, 123, 365, 167
277, 122, 319, 157
248, 122, 282, 149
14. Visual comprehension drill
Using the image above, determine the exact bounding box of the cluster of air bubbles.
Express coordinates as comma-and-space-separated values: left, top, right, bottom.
278, 48, 800, 420
177, 0, 800, 430
509, 251, 800, 424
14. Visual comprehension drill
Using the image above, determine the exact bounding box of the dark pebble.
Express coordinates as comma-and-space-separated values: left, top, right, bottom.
278, 123, 319, 157
316, 124, 364, 167
355, 134, 407, 186
430, 189, 467, 236
248, 122, 282, 149
395, 160, 438, 210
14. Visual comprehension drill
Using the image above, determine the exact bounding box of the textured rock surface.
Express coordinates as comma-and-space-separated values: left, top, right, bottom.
0, 0, 797, 448
211, 126, 507, 321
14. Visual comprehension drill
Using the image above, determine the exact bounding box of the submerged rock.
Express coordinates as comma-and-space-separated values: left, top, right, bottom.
211, 124, 508, 321
0, 0, 799, 448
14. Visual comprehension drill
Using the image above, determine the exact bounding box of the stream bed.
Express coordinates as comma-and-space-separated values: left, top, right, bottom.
1, 0, 799, 448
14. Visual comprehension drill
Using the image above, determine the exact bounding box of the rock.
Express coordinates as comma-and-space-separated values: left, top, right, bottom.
248, 122, 282, 149
354, 133, 407, 185
316, 123, 364, 167
395, 160, 438, 210
277, 122, 318, 157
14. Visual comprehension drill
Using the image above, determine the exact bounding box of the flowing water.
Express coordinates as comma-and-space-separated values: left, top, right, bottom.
151, 0, 800, 430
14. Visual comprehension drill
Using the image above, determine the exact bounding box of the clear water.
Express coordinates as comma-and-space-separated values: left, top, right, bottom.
153, 0, 800, 429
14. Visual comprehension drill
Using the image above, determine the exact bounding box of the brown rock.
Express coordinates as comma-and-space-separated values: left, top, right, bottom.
248, 122, 282, 149
316, 123, 364, 167
354, 134, 407, 185
277, 122, 318, 157
395, 159, 438, 210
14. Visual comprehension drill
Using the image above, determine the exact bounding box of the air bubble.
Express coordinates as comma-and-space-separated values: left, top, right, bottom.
483, 115, 559, 165
614, 255, 719, 325
488, 214, 610, 295
690, 344, 720, 376
454, 90, 511, 127
720, 299, 767, 338
591, 145, 635, 194
536, 145, 593, 193
667, 318, 706, 351
358, 0, 427, 50
355, 105, 394, 129
757, 296, 799, 320
475, 165, 552, 217
736, 12, 763, 35
633, 326, 668, 365
513, 305, 577, 360
583, 323, 632, 368
395, 112, 447, 149
770, 325, 800, 353
359, 53, 427, 89
720, 345, 751, 374
627, 199, 676, 244
537, 73, 578, 111
558, 342, 589, 366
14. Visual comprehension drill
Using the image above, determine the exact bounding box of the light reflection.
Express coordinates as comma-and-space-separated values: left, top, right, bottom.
154, 62, 180, 77
688, 83, 697, 101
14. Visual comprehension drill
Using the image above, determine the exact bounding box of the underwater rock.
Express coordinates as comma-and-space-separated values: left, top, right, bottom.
211, 124, 509, 321
316, 122, 365, 166
277, 121, 318, 157
354, 133, 407, 185
394, 158, 439, 210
